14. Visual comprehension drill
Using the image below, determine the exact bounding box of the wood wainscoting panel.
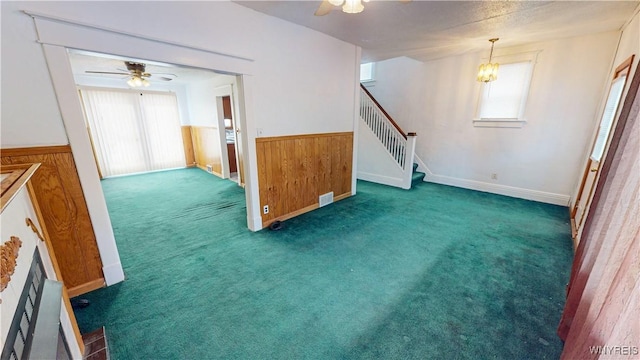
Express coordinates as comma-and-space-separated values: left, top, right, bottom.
181, 126, 196, 167
256, 132, 353, 227
191, 126, 223, 176
1, 146, 105, 295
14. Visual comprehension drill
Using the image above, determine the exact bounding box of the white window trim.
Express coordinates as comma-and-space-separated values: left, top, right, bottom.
473, 51, 540, 128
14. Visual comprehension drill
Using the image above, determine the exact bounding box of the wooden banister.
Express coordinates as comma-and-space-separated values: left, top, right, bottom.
360, 84, 407, 140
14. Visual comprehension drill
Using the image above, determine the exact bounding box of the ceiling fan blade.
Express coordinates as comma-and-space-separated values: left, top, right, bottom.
157, 77, 174, 82
315, 0, 334, 16
85, 71, 130, 75
153, 72, 177, 78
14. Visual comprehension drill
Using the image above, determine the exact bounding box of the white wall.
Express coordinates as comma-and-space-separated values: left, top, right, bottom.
185, 75, 236, 127
368, 32, 620, 205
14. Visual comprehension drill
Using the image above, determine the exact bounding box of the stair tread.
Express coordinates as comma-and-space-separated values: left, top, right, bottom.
411, 171, 425, 188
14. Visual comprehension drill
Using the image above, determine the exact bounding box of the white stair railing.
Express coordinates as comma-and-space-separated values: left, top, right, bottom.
360, 85, 417, 189
360, 88, 407, 168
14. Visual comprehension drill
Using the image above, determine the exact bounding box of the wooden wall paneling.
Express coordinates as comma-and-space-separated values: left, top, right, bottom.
316, 136, 331, 196
284, 138, 295, 214
256, 132, 354, 228
3, 154, 87, 287
53, 153, 104, 291
256, 141, 268, 221
271, 140, 283, 221
181, 126, 196, 167
342, 135, 353, 195
1, 147, 105, 296
191, 126, 223, 176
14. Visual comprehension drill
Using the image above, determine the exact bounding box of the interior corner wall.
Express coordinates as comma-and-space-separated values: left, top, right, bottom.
368, 32, 620, 205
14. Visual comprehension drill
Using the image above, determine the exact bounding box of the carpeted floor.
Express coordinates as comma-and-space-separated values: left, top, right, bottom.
74, 168, 572, 359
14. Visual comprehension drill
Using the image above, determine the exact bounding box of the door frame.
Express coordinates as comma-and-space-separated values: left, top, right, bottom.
570, 55, 634, 243
29, 11, 264, 289
213, 85, 243, 186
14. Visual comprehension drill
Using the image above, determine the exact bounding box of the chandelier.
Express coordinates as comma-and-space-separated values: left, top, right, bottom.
477, 38, 500, 83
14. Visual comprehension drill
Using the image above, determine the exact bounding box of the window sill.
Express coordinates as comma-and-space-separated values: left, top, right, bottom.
361, 80, 376, 87
472, 119, 526, 128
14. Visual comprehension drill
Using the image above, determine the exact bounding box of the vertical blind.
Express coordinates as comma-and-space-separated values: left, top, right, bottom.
80, 89, 185, 177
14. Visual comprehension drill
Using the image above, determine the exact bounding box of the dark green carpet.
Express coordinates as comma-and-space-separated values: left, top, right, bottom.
74, 168, 572, 359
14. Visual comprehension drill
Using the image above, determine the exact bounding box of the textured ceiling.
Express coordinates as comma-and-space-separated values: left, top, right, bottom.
234, 0, 639, 62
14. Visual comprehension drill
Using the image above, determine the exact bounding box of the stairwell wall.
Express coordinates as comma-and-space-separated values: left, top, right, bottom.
367, 31, 619, 205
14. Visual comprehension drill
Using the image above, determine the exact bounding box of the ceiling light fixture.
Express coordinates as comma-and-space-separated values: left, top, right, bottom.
330, 0, 368, 14
127, 74, 150, 88
477, 38, 500, 83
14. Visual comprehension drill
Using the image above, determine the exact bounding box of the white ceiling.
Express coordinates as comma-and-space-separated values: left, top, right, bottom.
234, 0, 639, 62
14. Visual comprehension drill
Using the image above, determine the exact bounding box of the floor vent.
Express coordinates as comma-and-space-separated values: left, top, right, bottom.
319, 192, 334, 207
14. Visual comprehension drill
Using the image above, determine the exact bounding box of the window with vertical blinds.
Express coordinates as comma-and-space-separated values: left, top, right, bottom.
80, 89, 185, 177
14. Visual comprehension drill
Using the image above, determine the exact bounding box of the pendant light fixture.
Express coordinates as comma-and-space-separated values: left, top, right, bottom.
477, 38, 500, 83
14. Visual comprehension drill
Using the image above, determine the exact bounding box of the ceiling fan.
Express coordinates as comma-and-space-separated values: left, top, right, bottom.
85, 61, 177, 87
315, 0, 411, 16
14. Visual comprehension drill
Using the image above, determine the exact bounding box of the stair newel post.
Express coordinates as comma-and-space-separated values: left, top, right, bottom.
402, 133, 417, 189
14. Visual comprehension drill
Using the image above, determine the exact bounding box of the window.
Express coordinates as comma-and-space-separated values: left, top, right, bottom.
590, 75, 626, 161
474, 54, 537, 128
80, 89, 186, 177
360, 62, 375, 82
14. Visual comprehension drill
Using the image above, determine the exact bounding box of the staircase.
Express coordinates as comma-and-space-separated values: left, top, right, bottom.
411, 163, 426, 188
358, 84, 424, 189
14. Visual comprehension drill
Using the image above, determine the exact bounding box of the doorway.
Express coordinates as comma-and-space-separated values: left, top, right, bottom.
570, 55, 634, 244
223, 96, 239, 181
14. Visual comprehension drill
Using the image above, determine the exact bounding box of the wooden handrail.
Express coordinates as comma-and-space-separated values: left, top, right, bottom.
360, 84, 407, 140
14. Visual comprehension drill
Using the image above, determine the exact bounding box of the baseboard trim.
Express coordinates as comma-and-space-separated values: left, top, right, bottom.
195, 164, 223, 178
357, 172, 403, 188
261, 191, 352, 229
413, 155, 570, 206
68, 278, 105, 298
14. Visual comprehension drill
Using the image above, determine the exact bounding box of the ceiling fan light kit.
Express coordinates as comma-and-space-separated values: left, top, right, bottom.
127, 75, 150, 88
477, 38, 500, 83
342, 0, 366, 14
85, 60, 176, 88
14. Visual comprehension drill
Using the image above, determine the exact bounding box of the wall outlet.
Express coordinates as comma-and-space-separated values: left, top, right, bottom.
491, 173, 498, 180
206, 164, 213, 173
263, 205, 269, 214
